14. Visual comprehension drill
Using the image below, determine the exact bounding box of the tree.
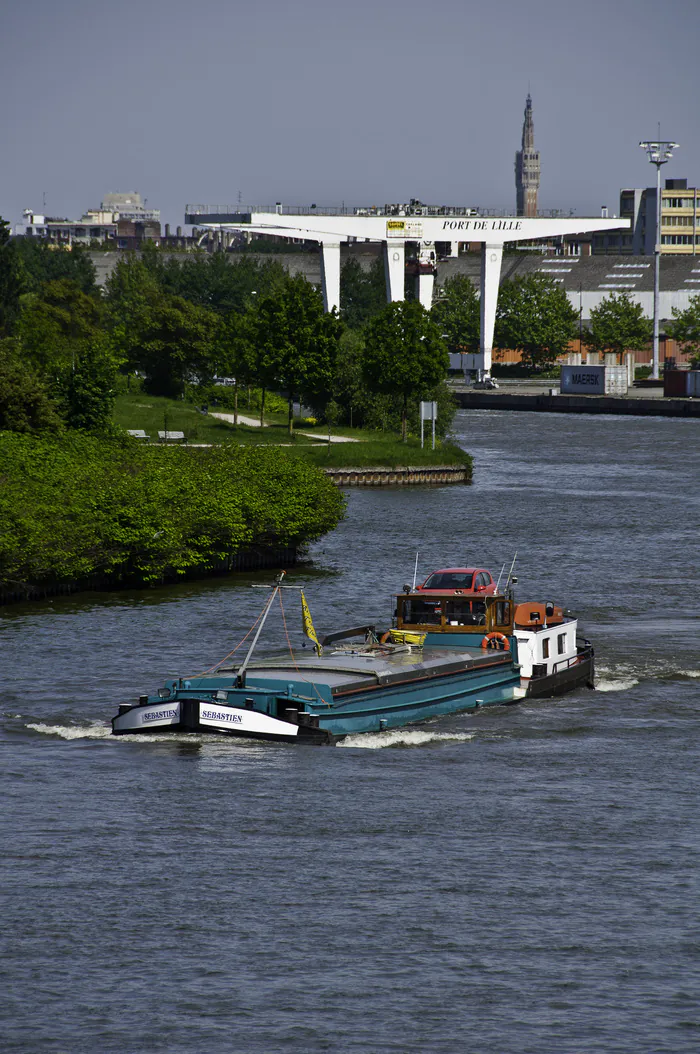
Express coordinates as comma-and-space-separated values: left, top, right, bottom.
0, 218, 27, 336
17, 279, 104, 372
214, 310, 260, 425
153, 250, 288, 316
14, 239, 97, 295
431, 274, 480, 355
495, 274, 578, 370
667, 294, 700, 366
53, 334, 122, 432
362, 300, 449, 440
0, 339, 63, 434
585, 292, 652, 361
129, 295, 221, 397
247, 275, 343, 433
339, 257, 386, 329
105, 255, 221, 396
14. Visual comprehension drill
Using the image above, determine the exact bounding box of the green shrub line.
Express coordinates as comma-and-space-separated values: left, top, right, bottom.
0, 432, 346, 594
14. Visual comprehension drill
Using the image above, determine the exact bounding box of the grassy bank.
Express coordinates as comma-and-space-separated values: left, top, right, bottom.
113, 393, 471, 469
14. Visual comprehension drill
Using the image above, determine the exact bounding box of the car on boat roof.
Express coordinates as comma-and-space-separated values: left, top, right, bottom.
416, 568, 497, 595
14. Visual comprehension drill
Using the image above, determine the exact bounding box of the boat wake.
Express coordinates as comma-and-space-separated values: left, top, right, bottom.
595, 671, 640, 693
27, 722, 113, 739
338, 729, 476, 750
595, 662, 700, 693
24, 721, 282, 746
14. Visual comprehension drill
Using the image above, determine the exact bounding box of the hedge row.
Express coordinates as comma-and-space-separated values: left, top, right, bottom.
0, 433, 346, 590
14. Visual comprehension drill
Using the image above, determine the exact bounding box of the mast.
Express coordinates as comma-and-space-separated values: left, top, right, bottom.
237, 571, 286, 685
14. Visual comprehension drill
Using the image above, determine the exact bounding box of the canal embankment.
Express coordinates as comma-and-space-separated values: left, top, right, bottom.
452, 382, 700, 418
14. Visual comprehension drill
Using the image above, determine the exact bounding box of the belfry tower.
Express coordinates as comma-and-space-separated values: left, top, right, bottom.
515, 93, 540, 217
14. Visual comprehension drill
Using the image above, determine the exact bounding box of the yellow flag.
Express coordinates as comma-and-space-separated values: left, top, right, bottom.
301, 590, 322, 656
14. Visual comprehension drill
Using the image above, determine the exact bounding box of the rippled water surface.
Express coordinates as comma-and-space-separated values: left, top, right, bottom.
2, 411, 699, 1053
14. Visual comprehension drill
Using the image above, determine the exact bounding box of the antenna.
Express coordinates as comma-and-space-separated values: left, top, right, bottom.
495, 562, 507, 592
504, 551, 518, 592
411, 552, 419, 590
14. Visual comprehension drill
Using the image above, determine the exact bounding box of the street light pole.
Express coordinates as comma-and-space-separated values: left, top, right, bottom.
639, 139, 679, 380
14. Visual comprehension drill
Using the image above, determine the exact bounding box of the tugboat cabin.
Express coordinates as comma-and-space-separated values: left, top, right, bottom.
395, 591, 514, 644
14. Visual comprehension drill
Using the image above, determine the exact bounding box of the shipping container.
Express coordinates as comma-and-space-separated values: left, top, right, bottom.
560, 365, 628, 396
688, 371, 700, 398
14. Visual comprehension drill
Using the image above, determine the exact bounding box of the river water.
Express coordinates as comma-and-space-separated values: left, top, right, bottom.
2, 410, 699, 1053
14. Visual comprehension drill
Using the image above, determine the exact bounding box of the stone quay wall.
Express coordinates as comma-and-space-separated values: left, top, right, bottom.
323, 465, 470, 486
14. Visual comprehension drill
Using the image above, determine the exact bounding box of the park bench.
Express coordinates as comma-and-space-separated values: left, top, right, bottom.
157, 430, 186, 443
127, 429, 150, 440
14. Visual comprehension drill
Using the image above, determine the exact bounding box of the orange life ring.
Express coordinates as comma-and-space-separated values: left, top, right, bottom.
481, 632, 510, 651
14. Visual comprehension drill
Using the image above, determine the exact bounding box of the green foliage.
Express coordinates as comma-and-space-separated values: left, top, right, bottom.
0, 339, 63, 434
142, 249, 288, 315
18, 278, 104, 372
362, 300, 449, 439
105, 256, 221, 396
0, 218, 27, 336
0, 434, 345, 591
340, 257, 387, 329
309, 327, 456, 438
667, 293, 700, 365
133, 294, 221, 397
14, 239, 97, 295
247, 275, 343, 432
585, 292, 652, 358
495, 273, 578, 369
53, 335, 122, 432
431, 274, 480, 353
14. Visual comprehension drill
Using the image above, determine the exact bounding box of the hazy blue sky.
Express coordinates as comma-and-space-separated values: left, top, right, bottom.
2, 0, 698, 228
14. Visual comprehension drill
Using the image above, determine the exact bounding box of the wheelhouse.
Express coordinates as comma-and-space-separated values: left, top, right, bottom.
395, 592, 514, 635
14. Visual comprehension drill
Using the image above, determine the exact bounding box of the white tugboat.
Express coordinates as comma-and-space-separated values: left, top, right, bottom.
513, 601, 594, 698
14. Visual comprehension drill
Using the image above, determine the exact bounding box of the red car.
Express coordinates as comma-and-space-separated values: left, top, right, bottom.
416, 567, 497, 594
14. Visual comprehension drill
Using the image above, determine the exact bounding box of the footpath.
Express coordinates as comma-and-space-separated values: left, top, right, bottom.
209, 411, 361, 441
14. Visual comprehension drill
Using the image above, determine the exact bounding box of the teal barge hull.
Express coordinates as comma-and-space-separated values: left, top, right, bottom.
112, 641, 522, 741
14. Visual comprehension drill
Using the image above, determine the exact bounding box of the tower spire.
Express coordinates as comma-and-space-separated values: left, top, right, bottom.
515, 93, 540, 217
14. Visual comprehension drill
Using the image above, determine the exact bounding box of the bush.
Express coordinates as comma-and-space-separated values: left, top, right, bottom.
0, 433, 345, 590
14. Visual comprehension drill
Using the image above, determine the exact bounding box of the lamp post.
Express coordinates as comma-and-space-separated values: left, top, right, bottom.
639, 139, 679, 379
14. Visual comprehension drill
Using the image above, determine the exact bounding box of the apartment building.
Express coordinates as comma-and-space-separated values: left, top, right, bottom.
593, 178, 699, 255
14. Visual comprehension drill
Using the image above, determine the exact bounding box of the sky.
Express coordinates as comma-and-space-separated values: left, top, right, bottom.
1, 0, 699, 229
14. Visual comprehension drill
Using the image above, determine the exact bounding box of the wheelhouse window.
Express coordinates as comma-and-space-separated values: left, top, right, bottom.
494, 601, 511, 627
444, 599, 486, 626
557, 632, 567, 654
401, 597, 442, 625
542, 638, 550, 659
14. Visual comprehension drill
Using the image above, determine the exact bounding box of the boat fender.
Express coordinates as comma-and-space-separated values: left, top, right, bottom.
481, 632, 510, 651
380, 631, 392, 644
